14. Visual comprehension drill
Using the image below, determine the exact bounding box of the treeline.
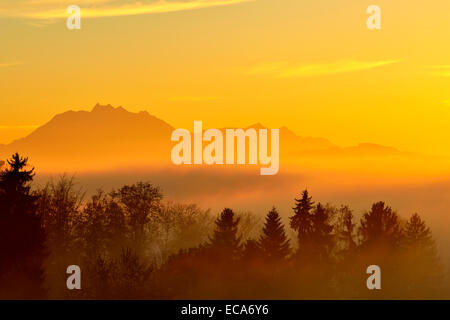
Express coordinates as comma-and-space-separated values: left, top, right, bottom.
0, 153, 446, 299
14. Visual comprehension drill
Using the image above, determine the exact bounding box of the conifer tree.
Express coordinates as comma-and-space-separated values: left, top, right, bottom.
290, 190, 314, 236
289, 190, 315, 258
402, 213, 442, 297
310, 203, 334, 262
0, 153, 46, 298
359, 201, 401, 250
208, 208, 241, 257
404, 213, 433, 249
259, 207, 290, 261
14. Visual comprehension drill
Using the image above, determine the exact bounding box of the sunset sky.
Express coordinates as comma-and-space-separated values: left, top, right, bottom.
1, 0, 450, 156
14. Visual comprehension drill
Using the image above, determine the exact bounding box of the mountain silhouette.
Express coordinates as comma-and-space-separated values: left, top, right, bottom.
0, 104, 174, 171
0, 104, 402, 171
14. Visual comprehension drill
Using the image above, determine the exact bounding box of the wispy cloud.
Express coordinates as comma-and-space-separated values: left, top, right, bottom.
1, 0, 254, 20
23, 0, 113, 5
428, 65, 450, 77
247, 60, 401, 78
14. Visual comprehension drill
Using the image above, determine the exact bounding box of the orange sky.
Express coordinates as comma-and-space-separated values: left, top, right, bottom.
1, 0, 450, 155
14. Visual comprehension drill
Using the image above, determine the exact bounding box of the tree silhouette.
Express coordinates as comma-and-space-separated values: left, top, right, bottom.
36, 176, 84, 298
401, 213, 443, 298
110, 182, 162, 254
0, 153, 46, 298
335, 205, 357, 258
81, 248, 153, 299
38, 176, 83, 245
289, 190, 316, 262
404, 213, 433, 248
81, 191, 113, 259
333, 205, 359, 297
357, 201, 403, 297
359, 201, 402, 250
258, 207, 290, 261
1, 153, 447, 299
290, 190, 314, 236
208, 208, 241, 259
310, 203, 334, 263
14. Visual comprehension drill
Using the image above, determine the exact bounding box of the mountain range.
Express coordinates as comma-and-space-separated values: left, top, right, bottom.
0, 104, 402, 172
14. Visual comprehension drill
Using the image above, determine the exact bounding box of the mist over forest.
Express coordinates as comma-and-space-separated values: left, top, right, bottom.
1, 153, 448, 299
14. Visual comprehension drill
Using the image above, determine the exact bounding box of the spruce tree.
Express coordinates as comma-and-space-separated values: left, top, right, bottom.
358, 202, 402, 295
289, 190, 315, 257
259, 207, 290, 261
208, 208, 241, 258
402, 213, 442, 297
0, 153, 46, 298
310, 203, 334, 262
404, 213, 433, 248
359, 201, 401, 250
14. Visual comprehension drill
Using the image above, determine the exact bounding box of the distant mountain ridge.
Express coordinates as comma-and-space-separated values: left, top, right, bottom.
0, 104, 402, 171
0, 104, 174, 170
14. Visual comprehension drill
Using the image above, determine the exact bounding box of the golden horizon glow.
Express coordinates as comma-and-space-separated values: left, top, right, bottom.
1, 0, 450, 157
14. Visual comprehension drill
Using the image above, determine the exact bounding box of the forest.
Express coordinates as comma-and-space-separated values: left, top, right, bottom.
0, 153, 446, 299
